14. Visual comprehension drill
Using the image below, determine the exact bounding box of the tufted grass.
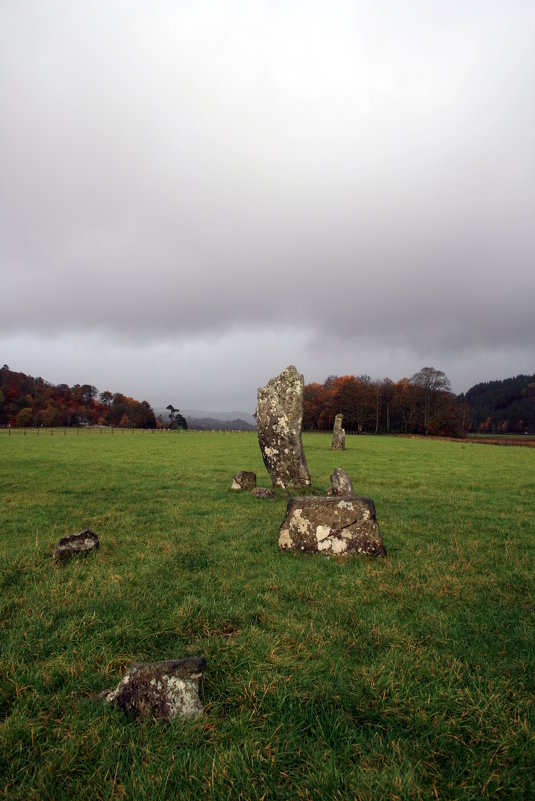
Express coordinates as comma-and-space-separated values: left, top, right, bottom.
0, 429, 534, 800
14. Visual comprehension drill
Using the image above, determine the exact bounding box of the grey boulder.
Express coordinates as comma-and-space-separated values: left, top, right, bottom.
53, 529, 99, 561
231, 471, 257, 490
330, 468, 354, 497
279, 496, 386, 557
250, 487, 275, 499
104, 657, 206, 720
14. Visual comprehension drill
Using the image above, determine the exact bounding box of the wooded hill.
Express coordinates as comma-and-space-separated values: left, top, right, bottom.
458, 374, 535, 434
0, 365, 157, 428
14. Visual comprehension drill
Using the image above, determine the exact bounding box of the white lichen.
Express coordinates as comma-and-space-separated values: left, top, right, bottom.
331, 538, 348, 554
316, 525, 331, 542
279, 529, 294, 549
274, 416, 289, 435
337, 500, 354, 510
165, 676, 203, 719
317, 539, 332, 551
290, 508, 310, 535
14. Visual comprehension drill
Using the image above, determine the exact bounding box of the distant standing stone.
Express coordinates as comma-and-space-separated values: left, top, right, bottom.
331, 414, 345, 450
257, 365, 311, 489
330, 468, 354, 497
279, 496, 386, 557
104, 658, 206, 720
53, 529, 99, 561
231, 471, 257, 490
251, 487, 275, 499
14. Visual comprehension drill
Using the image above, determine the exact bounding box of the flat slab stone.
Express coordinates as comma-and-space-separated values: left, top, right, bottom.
257, 365, 311, 489
279, 496, 386, 557
231, 471, 257, 490
53, 529, 99, 561
104, 657, 205, 720
251, 487, 275, 499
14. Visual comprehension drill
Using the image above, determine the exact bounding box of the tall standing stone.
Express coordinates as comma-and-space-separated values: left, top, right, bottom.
257, 366, 311, 489
331, 413, 345, 450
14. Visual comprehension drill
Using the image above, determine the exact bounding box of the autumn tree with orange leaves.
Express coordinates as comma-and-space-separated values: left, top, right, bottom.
0, 365, 156, 428
302, 370, 466, 436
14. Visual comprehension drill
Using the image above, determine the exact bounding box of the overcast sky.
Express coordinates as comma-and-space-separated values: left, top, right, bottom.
1, 1, 534, 411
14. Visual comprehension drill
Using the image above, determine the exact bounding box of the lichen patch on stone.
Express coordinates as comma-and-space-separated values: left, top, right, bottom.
331, 538, 348, 554
317, 539, 332, 551
279, 529, 294, 549
315, 525, 331, 541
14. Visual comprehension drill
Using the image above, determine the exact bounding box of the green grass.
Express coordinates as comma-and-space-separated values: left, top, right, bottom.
0, 430, 534, 800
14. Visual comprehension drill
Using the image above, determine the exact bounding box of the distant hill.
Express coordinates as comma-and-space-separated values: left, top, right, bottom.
154, 407, 256, 430
185, 416, 256, 431
182, 409, 257, 427
458, 374, 535, 433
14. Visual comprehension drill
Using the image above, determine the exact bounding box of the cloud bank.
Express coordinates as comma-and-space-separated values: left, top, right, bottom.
1, 1, 534, 406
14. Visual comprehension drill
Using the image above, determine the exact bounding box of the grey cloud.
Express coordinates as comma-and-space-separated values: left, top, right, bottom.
1, 1, 534, 401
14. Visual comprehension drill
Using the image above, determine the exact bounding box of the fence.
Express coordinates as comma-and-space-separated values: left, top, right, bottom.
0, 426, 186, 437
0, 426, 255, 437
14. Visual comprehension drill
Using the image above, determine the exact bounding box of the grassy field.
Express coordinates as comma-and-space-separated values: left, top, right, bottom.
1, 430, 534, 800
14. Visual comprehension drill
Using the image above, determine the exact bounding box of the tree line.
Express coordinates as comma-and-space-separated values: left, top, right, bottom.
304, 368, 535, 436
303, 368, 466, 436
0, 365, 158, 429
3, 362, 533, 434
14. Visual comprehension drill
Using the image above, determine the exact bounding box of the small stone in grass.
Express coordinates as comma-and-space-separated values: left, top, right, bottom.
231, 471, 257, 490
251, 487, 275, 499
104, 657, 206, 720
330, 468, 354, 497
53, 529, 99, 561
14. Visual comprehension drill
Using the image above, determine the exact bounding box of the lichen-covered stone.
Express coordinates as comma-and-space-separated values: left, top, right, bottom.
257, 366, 311, 489
53, 529, 99, 561
278, 497, 386, 557
104, 658, 205, 720
231, 471, 257, 490
330, 468, 354, 497
250, 487, 275, 499
331, 414, 345, 450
